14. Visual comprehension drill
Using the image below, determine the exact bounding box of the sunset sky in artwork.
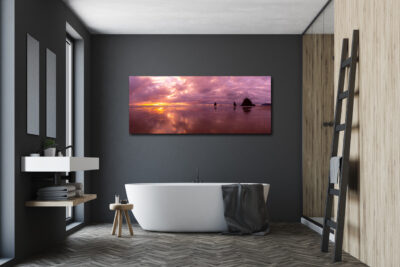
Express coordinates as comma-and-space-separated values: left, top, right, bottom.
129, 76, 271, 106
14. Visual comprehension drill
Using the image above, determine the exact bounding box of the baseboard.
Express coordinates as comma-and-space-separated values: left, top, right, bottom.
66, 221, 85, 235
301, 216, 335, 242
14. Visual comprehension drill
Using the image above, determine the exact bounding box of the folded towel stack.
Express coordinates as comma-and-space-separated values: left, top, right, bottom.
68, 183, 83, 197
37, 183, 83, 200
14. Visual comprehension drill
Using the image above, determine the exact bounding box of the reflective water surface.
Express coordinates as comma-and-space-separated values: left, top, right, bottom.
129, 104, 271, 134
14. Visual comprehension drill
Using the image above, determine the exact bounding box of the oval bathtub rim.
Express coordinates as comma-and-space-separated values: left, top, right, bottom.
125, 182, 270, 186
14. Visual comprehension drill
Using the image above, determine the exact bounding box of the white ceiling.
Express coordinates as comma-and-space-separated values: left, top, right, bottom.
305, 0, 333, 34
63, 0, 329, 34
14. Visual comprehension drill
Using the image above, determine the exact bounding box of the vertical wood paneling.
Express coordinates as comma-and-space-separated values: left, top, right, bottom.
302, 34, 334, 217
335, 1, 400, 266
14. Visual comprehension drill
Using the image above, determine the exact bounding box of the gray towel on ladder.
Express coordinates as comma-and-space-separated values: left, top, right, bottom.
330, 156, 342, 184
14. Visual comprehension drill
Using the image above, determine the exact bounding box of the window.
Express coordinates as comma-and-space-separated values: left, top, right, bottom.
1, 0, 15, 261
65, 23, 85, 230
66, 37, 73, 156
65, 37, 73, 222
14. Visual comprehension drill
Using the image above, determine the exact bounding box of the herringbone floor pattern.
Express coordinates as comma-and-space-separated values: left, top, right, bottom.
17, 223, 366, 267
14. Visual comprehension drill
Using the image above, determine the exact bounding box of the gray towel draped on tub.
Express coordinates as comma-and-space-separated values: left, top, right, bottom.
221, 184, 269, 235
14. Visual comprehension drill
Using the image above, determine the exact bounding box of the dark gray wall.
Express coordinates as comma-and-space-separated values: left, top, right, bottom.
90, 35, 302, 223
14, 0, 91, 261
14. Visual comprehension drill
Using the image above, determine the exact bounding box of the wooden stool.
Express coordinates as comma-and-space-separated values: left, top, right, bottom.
109, 203, 134, 237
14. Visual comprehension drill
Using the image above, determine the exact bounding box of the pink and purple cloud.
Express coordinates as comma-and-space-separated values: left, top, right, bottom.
129, 76, 271, 105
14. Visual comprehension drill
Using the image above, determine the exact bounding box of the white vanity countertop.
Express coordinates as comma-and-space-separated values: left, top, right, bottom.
21, 156, 99, 172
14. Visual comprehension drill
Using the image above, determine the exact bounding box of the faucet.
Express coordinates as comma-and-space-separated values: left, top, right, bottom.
57, 145, 73, 156
193, 168, 202, 183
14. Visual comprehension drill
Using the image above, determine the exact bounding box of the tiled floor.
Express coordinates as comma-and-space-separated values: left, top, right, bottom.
17, 223, 366, 266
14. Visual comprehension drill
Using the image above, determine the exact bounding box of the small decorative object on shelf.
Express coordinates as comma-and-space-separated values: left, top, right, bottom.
115, 194, 120, 204
43, 138, 57, 156
121, 199, 128, 204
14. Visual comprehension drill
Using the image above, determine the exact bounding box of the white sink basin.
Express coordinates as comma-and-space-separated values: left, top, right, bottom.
21, 156, 99, 172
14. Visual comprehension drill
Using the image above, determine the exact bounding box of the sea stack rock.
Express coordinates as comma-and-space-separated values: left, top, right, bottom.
240, 97, 255, 106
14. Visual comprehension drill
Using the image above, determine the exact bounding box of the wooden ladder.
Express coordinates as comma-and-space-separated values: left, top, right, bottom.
321, 29, 359, 262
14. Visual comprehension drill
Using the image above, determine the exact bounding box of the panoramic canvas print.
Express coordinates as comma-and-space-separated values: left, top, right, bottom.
129, 76, 272, 134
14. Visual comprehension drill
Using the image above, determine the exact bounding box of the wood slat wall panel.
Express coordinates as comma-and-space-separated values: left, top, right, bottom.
335, 1, 400, 266
302, 34, 334, 217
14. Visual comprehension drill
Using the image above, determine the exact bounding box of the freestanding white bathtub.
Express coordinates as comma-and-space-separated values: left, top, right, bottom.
125, 183, 270, 232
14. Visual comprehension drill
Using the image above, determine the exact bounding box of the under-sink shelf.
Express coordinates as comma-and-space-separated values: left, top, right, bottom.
25, 194, 97, 207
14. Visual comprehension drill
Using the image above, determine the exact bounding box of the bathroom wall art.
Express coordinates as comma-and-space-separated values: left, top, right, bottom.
129, 76, 272, 134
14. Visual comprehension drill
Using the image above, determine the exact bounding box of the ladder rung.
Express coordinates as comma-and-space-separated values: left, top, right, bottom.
338, 91, 349, 100
326, 219, 337, 229
329, 188, 340, 196
341, 57, 352, 68
335, 124, 346, 132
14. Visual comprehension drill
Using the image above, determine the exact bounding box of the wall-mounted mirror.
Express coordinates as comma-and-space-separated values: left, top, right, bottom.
27, 34, 40, 135
46, 49, 57, 138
